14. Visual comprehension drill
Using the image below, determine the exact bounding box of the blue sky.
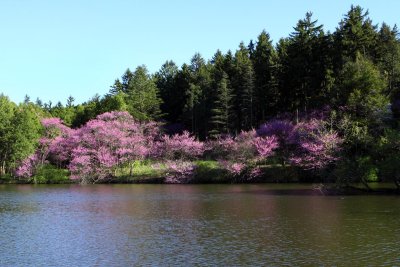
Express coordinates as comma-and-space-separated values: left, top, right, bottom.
0, 0, 399, 104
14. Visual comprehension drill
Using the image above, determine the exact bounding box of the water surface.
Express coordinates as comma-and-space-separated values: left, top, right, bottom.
0, 184, 399, 266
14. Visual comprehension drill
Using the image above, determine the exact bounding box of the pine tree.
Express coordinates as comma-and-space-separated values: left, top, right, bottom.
252, 30, 277, 123
182, 53, 212, 138
334, 5, 378, 65
209, 72, 232, 137
66, 96, 75, 108
376, 24, 400, 96
277, 12, 326, 113
109, 69, 133, 94
232, 43, 255, 130
155, 60, 180, 122
125, 65, 162, 121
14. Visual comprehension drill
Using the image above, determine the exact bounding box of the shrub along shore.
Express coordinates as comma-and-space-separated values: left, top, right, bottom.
0, 109, 399, 193
1, 161, 398, 195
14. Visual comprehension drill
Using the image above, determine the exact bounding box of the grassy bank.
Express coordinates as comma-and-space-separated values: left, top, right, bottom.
1, 160, 303, 184
1, 161, 399, 195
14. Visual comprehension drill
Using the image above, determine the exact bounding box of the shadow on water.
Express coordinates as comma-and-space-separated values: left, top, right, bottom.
226, 184, 400, 196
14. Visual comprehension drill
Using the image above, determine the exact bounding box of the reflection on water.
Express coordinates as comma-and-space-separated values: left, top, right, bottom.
0, 184, 399, 266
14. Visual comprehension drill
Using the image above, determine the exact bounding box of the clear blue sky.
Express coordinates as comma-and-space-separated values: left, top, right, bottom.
0, 0, 399, 105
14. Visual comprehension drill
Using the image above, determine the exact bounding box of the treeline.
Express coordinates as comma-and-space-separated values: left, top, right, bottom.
26, 5, 399, 140
1, 5, 400, 187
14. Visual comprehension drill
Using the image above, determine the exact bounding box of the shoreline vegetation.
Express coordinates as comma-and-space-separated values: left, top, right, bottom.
0, 161, 399, 195
1, 5, 400, 194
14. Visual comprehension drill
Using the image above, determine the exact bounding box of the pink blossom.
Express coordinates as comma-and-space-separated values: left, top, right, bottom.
164, 160, 196, 184
159, 131, 205, 160
253, 136, 279, 158
218, 160, 245, 176
289, 121, 342, 170
248, 167, 263, 179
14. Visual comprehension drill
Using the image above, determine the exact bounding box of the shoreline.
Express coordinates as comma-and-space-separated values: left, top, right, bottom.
1, 178, 399, 195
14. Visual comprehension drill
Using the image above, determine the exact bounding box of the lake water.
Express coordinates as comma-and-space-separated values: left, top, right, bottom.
0, 184, 399, 266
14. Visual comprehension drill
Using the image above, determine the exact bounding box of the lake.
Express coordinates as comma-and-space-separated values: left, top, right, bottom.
0, 184, 399, 266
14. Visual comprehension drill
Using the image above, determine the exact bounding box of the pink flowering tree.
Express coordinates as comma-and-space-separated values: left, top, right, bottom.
163, 161, 197, 184
158, 131, 205, 160
16, 112, 167, 183
68, 111, 151, 183
156, 131, 205, 183
208, 130, 279, 180
255, 117, 342, 171
256, 119, 295, 166
15, 153, 41, 178
289, 119, 342, 170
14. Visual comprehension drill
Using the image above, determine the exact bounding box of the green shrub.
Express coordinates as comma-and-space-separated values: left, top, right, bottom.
333, 156, 378, 189
31, 164, 70, 184
192, 160, 229, 183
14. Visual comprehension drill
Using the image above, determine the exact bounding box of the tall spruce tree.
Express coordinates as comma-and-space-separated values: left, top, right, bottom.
155, 61, 181, 122
209, 51, 233, 136
182, 53, 212, 138
278, 12, 326, 113
233, 42, 255, 131
252, 30, 277, 123
334, 5, 378, 65
124, 66, 162, 121
376, 24, 400, 98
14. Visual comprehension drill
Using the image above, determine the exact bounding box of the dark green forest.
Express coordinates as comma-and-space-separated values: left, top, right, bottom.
30, 6, 399, 136
1, 5, 400, 187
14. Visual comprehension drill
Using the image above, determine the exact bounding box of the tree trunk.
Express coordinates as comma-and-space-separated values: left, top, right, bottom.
129, 163, 133, 177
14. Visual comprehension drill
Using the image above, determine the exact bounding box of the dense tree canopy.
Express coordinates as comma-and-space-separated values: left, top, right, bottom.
2, 5, 400, 188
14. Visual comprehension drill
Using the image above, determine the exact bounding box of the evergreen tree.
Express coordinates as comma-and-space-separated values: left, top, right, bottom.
209, 72, 232, 137
182, 53, 212, 138
252, 30, 278, 123
376, 23, 400, 106
110, 69, 134, 94
123, 66, 162, 121
24, 95, 31, 104
277, 12, 327, 113
66, 96, 75, 108
334, 5, 378, 66
155, 60, 181, 122
232, 43, 255, 131
35, 98, 43, 108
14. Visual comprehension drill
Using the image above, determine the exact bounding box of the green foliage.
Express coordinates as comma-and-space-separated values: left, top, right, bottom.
374, 129, 400, 188
209, 72, 232, 137
1, 5, 400, 187
192, 160, 228, 183
0, 95, 41, 176
125, 66, 162, 121
278, 12, 331, 113
339, 54, 388, 119
233, 43, 255, 130
334, 5, 378, 62
110, 66, 162, 121
115, 160, 166, 181
30, 164, 70, 184
155, 61, 182, 122
253, 30, 278, 122
334, 156, 378, 189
